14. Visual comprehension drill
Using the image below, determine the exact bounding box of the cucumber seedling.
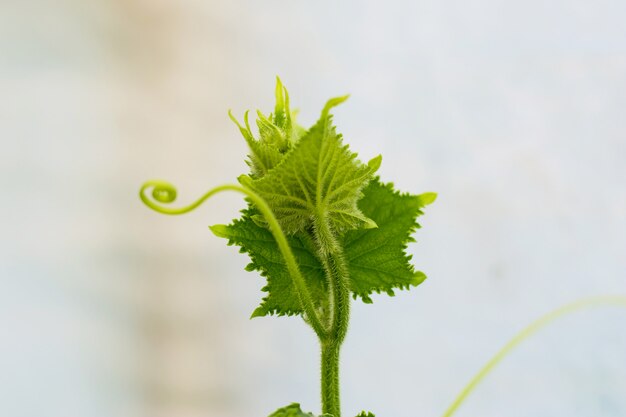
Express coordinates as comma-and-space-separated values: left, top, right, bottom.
141, 78, 435, 417
140, 78, 626, 417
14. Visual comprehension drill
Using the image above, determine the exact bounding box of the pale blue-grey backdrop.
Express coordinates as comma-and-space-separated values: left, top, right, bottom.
1, 1, 625, 416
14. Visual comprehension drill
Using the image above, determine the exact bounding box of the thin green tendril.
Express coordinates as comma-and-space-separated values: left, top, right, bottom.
140, 180, 220, 215
441, 295, 626, 417
138, 179, 329, 338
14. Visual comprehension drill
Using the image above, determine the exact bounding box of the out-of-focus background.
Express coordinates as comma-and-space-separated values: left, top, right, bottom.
1, 1, 625, 416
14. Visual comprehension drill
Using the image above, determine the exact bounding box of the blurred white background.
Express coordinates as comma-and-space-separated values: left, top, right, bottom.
1, 1, 625, 416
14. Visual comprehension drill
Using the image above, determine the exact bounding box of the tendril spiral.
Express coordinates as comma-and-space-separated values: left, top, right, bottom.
151, 182, 176, 203
138, 179, 329, 337
139, 180, 210, 215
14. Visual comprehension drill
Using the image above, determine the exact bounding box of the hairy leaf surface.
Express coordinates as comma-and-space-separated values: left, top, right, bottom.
230, 78, 303, 178
216, 79, 434, 317
211, 178, 434, 315
240, 99, 381, 236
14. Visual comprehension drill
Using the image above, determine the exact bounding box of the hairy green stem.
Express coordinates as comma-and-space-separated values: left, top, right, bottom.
139, 180, 329, 339
318, 252, 350, 417
315, 215, 351, 417
321, 338, 342, 417
441, 295, 626, 417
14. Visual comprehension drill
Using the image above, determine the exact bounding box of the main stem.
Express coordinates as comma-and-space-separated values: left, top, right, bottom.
316, 215, 351, 417
321, 338, 342, 416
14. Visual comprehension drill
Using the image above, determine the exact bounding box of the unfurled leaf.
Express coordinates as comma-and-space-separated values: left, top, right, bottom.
210, 208, 327, 318
212, 177, 434, 315
344, 178, 436, 303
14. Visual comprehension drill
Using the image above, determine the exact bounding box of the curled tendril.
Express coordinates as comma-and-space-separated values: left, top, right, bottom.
140, 180, 215, 215
442, 295, 626, 417
152, 183, 176, 203
138, 179, 329, 338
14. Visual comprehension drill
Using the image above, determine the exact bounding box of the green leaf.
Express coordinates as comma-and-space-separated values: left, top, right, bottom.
240, 98, 381, 237
211, 178, 434, 316
355, 412, 375, 417
268, 403, 330, 417
216, 82, 434, 317
210, 208, 328, 317
344, 178, 435, 303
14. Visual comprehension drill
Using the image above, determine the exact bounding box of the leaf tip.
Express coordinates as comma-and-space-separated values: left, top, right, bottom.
413, 271, 427, 286
363, 217, 378, 229
250, 306, 266, 319
321, 94, 350, 118
238, 174, 253, 188
367, 154, 382, 171
209, 224, 230, 238
228, 109, 242, 128
419, 192, 437, 206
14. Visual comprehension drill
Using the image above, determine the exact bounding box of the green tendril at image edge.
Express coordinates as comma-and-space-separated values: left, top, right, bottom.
140, 180, 626, 417
441, 295, 626, 417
